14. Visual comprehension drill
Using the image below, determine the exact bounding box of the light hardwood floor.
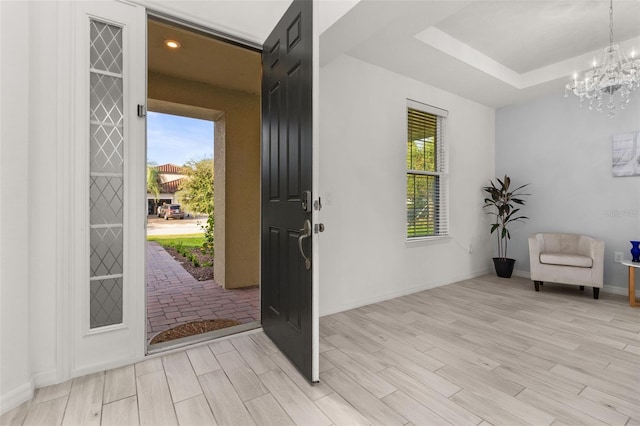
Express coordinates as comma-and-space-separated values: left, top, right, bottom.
3, 275, 639, 426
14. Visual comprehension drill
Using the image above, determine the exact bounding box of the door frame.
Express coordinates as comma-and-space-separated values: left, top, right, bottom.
56, 0, 320, 383
143, 2, 321, 375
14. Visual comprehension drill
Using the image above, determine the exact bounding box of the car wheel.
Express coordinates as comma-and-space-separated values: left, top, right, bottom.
165, 215, 168, 220
180, 217, 184, 220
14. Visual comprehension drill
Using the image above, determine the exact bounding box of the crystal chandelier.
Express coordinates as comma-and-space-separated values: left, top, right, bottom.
565, 0, 640, 117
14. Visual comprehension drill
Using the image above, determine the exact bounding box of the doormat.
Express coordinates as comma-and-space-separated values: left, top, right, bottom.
149, 319, 239, 345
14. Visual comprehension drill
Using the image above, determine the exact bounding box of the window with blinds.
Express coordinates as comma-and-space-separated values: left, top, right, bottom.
406, 100, 448, 239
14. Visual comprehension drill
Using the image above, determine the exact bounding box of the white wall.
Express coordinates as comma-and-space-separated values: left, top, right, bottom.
0, 0, 33, 412
319, 55, 495, 315
28, 0, 61, 386
496, 91, 640, 291
1, 1, 73, 413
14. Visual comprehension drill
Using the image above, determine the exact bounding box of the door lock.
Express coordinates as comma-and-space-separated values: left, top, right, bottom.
314, 223, 325, 233
301, 190, 312, 213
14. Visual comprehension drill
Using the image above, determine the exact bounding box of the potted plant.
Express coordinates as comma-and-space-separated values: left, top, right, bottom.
483, 174, 530, 278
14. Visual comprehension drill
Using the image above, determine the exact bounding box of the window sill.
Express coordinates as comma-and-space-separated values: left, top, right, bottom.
406, 235, 451, 248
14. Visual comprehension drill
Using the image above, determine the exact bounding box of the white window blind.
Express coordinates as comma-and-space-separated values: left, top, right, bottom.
406, 100, 448, 239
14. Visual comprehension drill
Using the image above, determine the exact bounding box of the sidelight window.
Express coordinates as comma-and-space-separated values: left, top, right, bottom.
89, 19, 124, 328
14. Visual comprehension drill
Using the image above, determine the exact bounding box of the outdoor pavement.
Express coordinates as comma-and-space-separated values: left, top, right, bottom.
146, 215, 207, 236
146, 241, 260, 342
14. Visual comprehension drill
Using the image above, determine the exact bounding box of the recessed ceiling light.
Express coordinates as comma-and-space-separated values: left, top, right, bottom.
164, 39, 180, 49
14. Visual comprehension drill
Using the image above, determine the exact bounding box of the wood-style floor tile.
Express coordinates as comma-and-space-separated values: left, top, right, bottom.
322, 367, 406, 426
174, 394, 217, 426
103, 365, 136, 404
259, 369, 332, 426
186, 345, 220, 376
22, 397, 67, 426
136, 370, 178, 426
244, 393, 295, 426
101, 396, 139, 426
198, 369, 255, 426
162, 352, 202, 403
7, 275, 640, 426
61, 372, 104, 426
216, 350, 269, 402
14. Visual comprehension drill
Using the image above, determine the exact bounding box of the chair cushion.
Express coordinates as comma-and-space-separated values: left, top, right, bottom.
539, 252, 593, 268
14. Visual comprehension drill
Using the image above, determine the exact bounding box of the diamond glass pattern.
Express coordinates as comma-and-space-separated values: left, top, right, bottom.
90, 227, 123, 277
90, 176, 123, 225
90, 21, 123, 74
90, 124, 123, 174
90, 278, 123, 328
90, 74, 124, 126
89, 19, 124, 329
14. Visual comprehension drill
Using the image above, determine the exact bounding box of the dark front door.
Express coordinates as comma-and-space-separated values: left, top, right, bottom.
261, 0, 315, 381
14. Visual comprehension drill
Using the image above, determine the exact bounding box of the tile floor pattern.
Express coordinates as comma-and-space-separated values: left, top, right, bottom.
3, 275, 640, 426
146, 241, 260, 342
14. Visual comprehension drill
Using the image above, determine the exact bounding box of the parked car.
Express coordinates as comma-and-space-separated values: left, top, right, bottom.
163, 204, 184, 220
157, 203, 171, 217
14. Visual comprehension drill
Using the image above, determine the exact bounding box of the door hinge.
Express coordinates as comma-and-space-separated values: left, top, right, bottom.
137, 104, 146, 117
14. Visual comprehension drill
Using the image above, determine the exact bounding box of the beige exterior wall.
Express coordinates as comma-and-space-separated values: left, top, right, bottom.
148, 72, 260, 289
213, 117, 227, 287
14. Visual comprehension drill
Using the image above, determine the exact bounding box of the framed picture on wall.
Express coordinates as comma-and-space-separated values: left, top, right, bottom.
612, 131, 640, 177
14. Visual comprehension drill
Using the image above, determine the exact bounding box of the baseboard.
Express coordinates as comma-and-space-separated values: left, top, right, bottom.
512, 269, 531, 279
0, 381, 33, 416
32, 369, 59, 389
320, 268, 490, 317
71, 355, 143, 380
601, 285, 640, 298
511, 270, 638, 297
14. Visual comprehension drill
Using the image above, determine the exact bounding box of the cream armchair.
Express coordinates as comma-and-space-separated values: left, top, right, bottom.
528, 233, 605, 299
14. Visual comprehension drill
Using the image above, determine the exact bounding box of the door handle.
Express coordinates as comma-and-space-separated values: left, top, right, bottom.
298, 219, 312, 270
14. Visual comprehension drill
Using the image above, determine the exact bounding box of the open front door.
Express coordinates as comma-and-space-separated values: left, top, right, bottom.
261, 0, 317, 381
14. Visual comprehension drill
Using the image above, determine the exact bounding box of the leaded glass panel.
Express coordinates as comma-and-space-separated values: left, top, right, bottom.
90, 278, 123, 328
89, 19, 124, 329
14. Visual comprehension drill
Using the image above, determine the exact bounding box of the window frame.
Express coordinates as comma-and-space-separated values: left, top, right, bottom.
405, 99, 449, 244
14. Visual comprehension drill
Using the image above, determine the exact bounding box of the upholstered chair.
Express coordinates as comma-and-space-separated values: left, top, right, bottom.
528, 233, 605, 299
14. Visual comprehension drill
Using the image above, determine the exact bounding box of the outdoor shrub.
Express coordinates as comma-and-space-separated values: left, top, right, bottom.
200, 213, 215, 257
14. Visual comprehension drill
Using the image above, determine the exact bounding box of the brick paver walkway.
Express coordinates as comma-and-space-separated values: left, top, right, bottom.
146, 241, 260, 342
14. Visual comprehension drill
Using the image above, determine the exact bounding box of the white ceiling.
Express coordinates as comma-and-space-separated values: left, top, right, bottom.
321, 0, 640, 108
142, 0, 640, 109
434, 1, 640, 74
143, 0, 293, 45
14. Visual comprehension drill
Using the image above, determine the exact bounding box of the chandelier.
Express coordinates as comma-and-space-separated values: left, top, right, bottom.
565, 0, 640, 117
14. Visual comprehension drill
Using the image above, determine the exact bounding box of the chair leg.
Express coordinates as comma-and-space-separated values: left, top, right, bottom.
580, 286, 584, 291
534, 281, 542, 292
593, 288, 599, 300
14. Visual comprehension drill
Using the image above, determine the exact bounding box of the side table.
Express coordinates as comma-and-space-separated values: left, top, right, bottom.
621, 260, 640, 307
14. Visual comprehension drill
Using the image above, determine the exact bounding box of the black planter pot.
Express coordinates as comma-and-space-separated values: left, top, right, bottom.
493, 257, 516, 278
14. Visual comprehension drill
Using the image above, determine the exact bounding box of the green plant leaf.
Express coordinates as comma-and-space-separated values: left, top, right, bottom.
482, 174, 530, 259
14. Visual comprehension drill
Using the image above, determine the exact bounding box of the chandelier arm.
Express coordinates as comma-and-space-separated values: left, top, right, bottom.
609, 0, 614, 48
